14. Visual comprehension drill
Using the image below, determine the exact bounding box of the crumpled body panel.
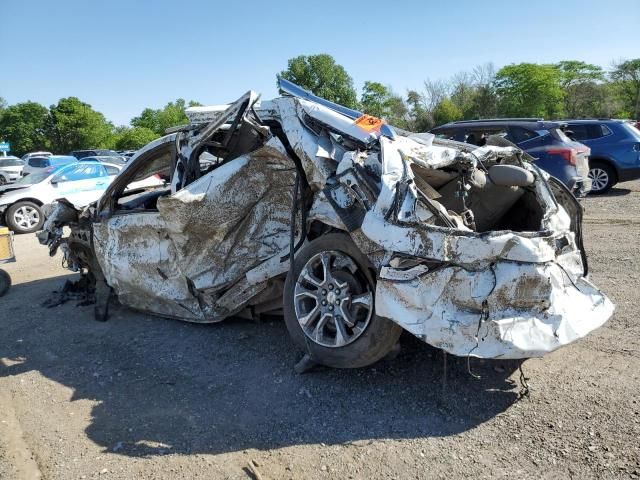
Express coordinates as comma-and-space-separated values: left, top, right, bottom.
376, 255, 613, 358
93, 137, 296, 322
38, 84, 614, 360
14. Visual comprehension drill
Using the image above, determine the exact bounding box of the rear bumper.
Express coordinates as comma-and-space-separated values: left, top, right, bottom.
376, 250, 613, 359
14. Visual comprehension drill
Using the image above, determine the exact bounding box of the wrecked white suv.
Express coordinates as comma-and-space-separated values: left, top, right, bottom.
39, 80, 614, 368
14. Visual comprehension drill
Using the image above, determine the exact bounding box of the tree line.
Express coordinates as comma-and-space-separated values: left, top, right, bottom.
280, 55, 640, 131
0, 97, 200, 157
1, 55, 638, 157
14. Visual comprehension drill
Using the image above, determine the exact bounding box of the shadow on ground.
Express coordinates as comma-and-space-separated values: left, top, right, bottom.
1, 275, 523, 457
592, 186, 632, 197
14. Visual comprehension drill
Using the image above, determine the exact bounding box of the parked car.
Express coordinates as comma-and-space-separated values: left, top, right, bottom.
431, 119, 591, 196
70, 149, 122, 160
117, 150, 137, 160
80, 155, 126, 165
22, 155, 77, 177
0, 161, 163, 233
38, 82, 613, 369
21, 151, 52, 162
0, 157, 25, 184
563, 119, 640, 193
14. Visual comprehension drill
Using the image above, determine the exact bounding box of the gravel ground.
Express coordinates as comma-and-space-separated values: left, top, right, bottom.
1, 181, 639, 480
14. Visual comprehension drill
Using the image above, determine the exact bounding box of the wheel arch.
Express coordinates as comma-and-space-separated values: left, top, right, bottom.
3, 197, 44, 220
9, 197, 44, 207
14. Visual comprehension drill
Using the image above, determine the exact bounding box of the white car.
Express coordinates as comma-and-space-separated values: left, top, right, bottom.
0, 161, 163, 233
21, 151, 52, 162
0, 157, 25, 184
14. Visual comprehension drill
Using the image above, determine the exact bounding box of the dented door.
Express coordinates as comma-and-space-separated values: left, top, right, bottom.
93, 93, 297, 321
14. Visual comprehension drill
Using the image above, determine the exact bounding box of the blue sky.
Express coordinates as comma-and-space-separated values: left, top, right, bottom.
1, 0, 638, 126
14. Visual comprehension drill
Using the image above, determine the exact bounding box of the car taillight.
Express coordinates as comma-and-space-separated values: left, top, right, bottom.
548, 148, 578, 166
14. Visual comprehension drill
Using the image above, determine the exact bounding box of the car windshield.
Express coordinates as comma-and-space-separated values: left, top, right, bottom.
0, 159, 24, 167
13, 171, 51, 185
621, 122, 640, 141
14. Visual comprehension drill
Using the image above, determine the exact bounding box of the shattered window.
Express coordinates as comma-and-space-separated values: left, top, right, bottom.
131, 148, 172, 182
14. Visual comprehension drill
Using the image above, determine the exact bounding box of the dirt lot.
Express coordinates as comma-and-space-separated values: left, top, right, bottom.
1, 181, 639, 480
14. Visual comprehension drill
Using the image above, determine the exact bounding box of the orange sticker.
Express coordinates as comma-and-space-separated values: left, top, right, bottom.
354, 114, 384, 133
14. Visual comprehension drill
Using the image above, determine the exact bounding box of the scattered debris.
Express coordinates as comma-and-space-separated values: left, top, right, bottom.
41, 274, 95, 308
245, 459, 264, 480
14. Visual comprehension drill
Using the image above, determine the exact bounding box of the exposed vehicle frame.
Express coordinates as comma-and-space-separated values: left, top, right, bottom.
39, 81, 614, 368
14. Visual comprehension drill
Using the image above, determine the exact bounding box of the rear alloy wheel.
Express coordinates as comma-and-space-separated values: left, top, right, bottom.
588, 161, 616, 194
6, 201, 44, 234
283, 233, 402, 368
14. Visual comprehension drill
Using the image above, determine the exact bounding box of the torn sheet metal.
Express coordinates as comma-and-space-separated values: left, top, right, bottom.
376, 259, 613, 358
38, 81, 614, 361
92, 137, 296, 322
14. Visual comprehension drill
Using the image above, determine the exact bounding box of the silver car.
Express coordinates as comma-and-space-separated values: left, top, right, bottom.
0, 157, 24, 184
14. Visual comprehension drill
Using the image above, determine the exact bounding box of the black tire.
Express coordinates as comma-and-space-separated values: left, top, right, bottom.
588, 161, 616, 194
0, 269, 11, 296
6, 201, 44, 234
0, 174, 7, 185
283, 233, 402, 368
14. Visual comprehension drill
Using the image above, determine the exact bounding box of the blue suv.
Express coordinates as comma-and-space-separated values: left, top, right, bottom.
431, 119, 591, 196
564, 119, 640, 193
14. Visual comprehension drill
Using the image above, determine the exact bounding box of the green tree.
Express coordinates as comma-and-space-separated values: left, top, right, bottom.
0, 101, 50, 156
385, 94, 410, 129
360, 81, 391, 118
610, 59, 640, 118
359, 82, 409, 127
449, 72, 476, 118
432, 98, 462, 127
278, 54, 358, 109
462, 63, 499, 119
131, 99, 200, 135
405, 90, 432, 131
46, 97, 114, 153
556, 61, 605, 117
494, 63, 565, 118
113, 126, 158, 150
